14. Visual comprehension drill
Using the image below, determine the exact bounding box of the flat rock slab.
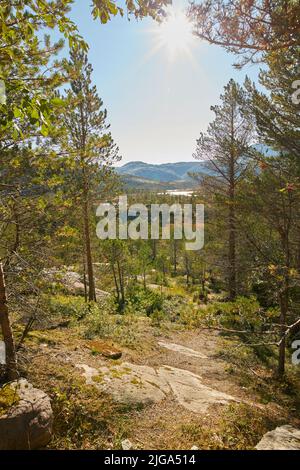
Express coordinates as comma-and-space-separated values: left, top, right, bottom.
158, 341, 207, 359
255, 425, 300, 450
159, 365, 236, 413
76, 362, 237, 413
76, 362, 169, 405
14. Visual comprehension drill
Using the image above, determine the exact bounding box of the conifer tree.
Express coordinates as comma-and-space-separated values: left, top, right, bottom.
61, 49, 120, 302
193, 80, 254, 299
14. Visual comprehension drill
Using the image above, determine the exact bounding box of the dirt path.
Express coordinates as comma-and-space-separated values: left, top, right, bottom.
25, 324, 291, 449
69, 327, 266, 448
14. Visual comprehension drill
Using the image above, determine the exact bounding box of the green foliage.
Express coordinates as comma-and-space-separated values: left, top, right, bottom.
47, 295, 91, 320
150, 309, 166, 327
0, 0, 86, 136
91, 0, 169, 23
218, 404, 274, 450
83, 310, 139, 348
205, 296, 263, 330
125, 284, 164, 316
0, 385, 20, 416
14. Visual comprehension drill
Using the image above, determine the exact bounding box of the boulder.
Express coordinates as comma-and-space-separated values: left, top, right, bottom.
44, 268, 110, 299
0, 379, 53, 450
255, 425, 300, 450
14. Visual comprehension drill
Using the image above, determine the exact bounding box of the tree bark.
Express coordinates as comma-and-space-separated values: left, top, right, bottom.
82, 190, 96, 303
278, 289, 288, 376
117, 260, 125, 309
111, 262, 120, 303
79, 97, 96, 303
228, 194, 237, 300
278, 222, 291, 377
173, 240, 177, 274
228, 107, 237, 301
0, 263, 18, 380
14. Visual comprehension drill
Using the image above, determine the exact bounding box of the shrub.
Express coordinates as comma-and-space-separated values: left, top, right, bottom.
46, 294, 91, 320
205, 296, 263, 330
125, 285, 164, 316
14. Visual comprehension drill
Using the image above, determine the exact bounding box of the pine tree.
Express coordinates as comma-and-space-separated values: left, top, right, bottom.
61, 49, 120, 302
189, 0, 300, 66
242, 48, 300, 376
245, 47, 300, 160
193, 79, 254, 299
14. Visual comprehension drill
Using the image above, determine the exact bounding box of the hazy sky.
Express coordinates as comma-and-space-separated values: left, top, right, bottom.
70, 0, 260, 165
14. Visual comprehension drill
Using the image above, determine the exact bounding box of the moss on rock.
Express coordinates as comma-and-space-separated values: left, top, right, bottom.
0, 385, 20, 416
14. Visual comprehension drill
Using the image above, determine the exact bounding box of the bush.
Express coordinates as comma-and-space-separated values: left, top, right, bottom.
205, 296, 263, 330
125, 285, 164, 316
46, 294, 91, 320
83, 310, 140, 348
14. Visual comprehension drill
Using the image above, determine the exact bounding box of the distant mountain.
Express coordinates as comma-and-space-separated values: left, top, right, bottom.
119, 173, 199, 190
116, 161, 213, 183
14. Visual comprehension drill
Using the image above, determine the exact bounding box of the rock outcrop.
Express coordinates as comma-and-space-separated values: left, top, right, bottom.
255, 425, 300, 450
76, 361, 238, 413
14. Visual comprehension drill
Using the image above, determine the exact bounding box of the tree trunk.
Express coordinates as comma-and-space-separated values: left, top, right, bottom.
151, 239, 157, 260
184, 255, 190, 286
111, 262, 120, 303
278, 290, 288, 376
83, 197, 96, 302
173, 240, 177, 274
0, 263, 18, 380
228, 147, 237, 300
82, 252, 88, 302
228, 200, 236, 300
228, 101, 237, 301
117, 261, 125, 309
278, 228, 291, 377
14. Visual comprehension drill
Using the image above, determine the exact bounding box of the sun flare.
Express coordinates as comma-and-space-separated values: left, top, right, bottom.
156, 9, 195, 59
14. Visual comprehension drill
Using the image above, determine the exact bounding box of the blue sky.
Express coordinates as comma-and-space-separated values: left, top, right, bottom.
70, 0, 260, 165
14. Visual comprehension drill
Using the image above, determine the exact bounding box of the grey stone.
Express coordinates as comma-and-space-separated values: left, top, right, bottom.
44, 268, 110, 299
121, 439, 133, 450
76, 362, 169, 405
159, 365, 237, 413
255, 425, 300, 450
77, 362, 238, 413
0, 379, 53, 450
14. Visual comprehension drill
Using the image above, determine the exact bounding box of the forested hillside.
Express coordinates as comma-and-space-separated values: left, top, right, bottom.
116, 161, 214, 182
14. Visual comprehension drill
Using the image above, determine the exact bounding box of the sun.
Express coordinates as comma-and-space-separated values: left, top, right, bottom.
155, 9, 195, 60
